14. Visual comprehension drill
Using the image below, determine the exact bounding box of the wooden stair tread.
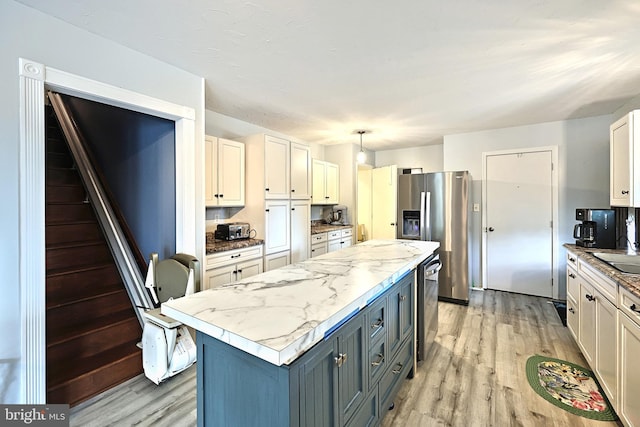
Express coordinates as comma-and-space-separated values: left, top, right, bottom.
46, 261, 117, 278
47, 308, 139, 348
47, 339, 142, 389
47, 288, 124, 310
46, 239, 105, 251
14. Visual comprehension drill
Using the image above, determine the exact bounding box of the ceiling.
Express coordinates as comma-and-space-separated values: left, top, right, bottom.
16, 0, 640, 150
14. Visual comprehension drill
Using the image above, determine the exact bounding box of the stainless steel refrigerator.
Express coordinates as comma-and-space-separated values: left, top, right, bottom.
397, 171, 472, 304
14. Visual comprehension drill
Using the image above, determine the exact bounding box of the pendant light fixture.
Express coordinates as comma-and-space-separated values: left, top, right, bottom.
356, 130, 367, 164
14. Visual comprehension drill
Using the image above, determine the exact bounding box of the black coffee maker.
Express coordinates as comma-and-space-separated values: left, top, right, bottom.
574, 208, 616, 249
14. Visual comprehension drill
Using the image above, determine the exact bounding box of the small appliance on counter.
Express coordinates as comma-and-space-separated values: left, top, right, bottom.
574, 208, 616, 249
214, 222, 250, 241
327, 205, 348, 225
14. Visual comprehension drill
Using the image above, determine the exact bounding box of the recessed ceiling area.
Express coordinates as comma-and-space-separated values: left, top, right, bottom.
15, 0, 640, 150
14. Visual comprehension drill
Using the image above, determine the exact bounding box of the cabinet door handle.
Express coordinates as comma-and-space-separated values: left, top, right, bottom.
265, 209, 270, 212
371, 318, 383, 329
325, 196, 330, 199
568, 307, 575, 314
214, 194, 219, 198
585, 294, 595, 302
630, 304, 640, 313
399, 295, 407, 301
371, 353, 384, 367
569, 257, 576, 262
265, 188, 270, 192
292, 208, 295, 211
291, 189, 295, 193
569, 273, 576, 279
219, 194, 223, 198
237, 269, 242, 274
392, 362, 404, 375
334, 353, 347, 368
622, 190, 630, 195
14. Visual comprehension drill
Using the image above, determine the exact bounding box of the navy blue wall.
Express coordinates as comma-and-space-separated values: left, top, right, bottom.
63, 95, 176, 261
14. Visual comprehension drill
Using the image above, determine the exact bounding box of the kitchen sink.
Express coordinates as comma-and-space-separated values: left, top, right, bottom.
590, 252, 640, 274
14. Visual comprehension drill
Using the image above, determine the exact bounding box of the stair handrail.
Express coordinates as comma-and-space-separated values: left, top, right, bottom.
48, 92, 154, 325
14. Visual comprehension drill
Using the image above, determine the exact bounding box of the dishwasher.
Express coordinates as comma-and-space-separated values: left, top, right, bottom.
417, 253, 441, 361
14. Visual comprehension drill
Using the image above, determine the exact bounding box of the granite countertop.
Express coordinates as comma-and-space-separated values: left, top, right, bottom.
163, 239, 439, 366
205, 232, 263, 255
564, 244, 640, 298
311, 223, 354, 234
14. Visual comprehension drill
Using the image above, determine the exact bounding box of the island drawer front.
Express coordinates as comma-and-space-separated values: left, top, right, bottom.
311, 232, 328, 243
345, 389, 378, 427
620, 287, 640, 324
367, 339, 386, 392
566, 251, 578, 268
578, 258, 617, 305
206, 245, 263, 270
328, 230, 341, 240
379, 336, 413, 416
367, 297, 386, 343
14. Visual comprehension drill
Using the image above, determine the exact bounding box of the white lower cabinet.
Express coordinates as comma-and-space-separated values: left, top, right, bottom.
203, 245, 264, 290
291, 201, 310, 263
578, 280, 596, 366
594, 288, 617, 406
327, 228, 354, 253
265, 200, 291, 255
265, 250, 291, 272
619, 287, 640, 427
311, 232, 328, 258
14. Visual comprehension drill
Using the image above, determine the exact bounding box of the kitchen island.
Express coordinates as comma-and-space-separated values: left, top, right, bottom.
163, 239, 439, 427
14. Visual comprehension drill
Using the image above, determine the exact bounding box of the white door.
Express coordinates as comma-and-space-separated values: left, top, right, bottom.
290, 201, 310, 263
485, 150, 553, 297
218, 138, 245, 206
371, 165, 397, 239
290, 142, 311, 199
265, 200, 291, 254
264, 135, 290, 199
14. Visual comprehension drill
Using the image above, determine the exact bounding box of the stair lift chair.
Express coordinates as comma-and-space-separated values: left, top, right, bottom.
141, 253, 200, 384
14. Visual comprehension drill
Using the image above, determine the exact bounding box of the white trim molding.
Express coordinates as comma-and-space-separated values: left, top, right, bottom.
19, 58, 46, 403
18, 58, 197, 403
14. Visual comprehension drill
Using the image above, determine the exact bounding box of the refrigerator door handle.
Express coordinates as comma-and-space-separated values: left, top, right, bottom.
425, 191, 431, 240
420, 192, 426, 240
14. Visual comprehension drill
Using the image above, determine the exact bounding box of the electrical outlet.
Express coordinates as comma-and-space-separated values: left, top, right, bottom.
473, 203, 480, 212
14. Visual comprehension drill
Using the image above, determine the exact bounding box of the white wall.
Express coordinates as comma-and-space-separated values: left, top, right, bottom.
374, 144, 444, 172
0, 0, 205, 403
443, 115, 613, 297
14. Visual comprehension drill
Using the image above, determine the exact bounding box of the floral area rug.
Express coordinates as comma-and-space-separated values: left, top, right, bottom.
525, 355, 618, 421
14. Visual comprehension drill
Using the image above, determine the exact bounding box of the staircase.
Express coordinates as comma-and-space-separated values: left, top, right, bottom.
45, 105, 143, 406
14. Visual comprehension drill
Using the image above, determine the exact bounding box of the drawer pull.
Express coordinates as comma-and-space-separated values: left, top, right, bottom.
568, 273, 576, 279
392, 363, 403, 375
371, 318, 383, 329
569, 257, 576, 262
230, 254, 241, 259
585, 294, 595, 302
371, 353, 384, 367
622, 190, 630, 195
631, 304, 640, 313
568, 307, 575, 314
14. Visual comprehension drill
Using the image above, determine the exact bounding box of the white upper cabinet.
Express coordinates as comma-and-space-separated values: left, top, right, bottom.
290, 142, 311, 199
312, 159, 339, 204
610, 111, 640, 207
264, 135, 290, 199
205, 136, 245, 207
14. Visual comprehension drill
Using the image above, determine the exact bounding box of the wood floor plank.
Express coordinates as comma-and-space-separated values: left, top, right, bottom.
70, 290, 622, 427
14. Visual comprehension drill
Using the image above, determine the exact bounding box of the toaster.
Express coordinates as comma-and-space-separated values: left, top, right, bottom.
215, 222, 250, 241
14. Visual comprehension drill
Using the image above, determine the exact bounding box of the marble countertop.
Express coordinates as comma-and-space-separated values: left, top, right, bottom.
564, 244, 640, 298
205, 233, 264, 255
311, 223, 353, 234
163, 239, 439, 366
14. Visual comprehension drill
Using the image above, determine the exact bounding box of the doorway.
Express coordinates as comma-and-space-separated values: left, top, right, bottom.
482, 147, 558, 298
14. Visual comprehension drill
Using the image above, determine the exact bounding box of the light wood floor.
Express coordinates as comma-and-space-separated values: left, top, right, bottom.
70, 290, 623, 427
